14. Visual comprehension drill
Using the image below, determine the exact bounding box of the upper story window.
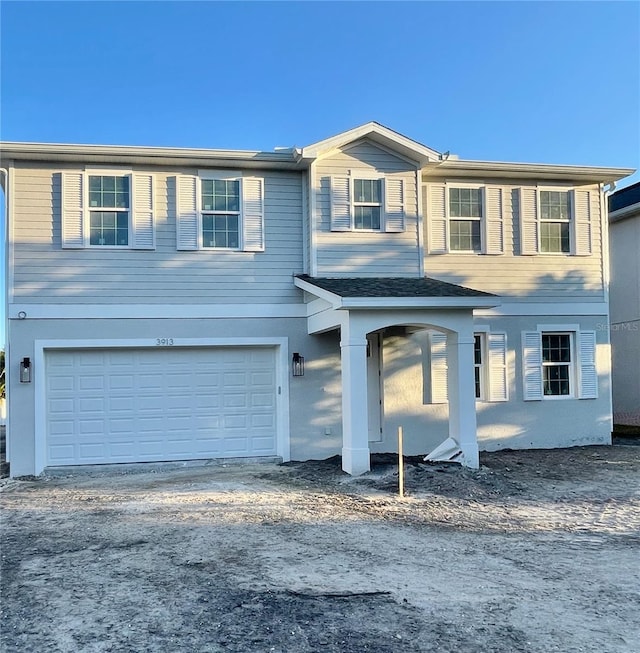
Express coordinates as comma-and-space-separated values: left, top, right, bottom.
353, 179, 382, 230
449, 188, 482, 252
175, 173, 265, 252
88, 175, 130, 246
330, 175, 406, 233
201, 179, 240, 248
539, 191, 570, 253
61, 171, 155, 250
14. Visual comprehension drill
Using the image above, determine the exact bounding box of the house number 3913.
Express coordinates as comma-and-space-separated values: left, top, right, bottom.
156, 338, 174, 346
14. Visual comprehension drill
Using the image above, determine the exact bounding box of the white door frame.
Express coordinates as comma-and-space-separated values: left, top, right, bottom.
34, 337, 290, 475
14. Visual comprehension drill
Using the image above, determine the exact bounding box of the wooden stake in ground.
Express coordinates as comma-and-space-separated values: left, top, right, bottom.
398, 426, 404, 499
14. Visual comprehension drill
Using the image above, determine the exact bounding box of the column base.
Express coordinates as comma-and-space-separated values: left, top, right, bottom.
459, 439, 479, 469
342, 446, 371, 476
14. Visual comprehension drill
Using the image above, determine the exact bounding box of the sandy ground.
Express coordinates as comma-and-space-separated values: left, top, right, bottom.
1, 445, 639, 653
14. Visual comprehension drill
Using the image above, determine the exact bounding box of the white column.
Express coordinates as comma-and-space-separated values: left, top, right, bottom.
340, 335, 371, 475
447, 330, 479, 469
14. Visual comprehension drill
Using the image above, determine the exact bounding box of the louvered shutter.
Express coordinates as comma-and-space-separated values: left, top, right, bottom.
61, 172, 85, 248
131, 173, 155, 250
522, 331, 543, 400
330, 176, 351, 231
519, 188, 538, 255
578, 330, 598, 399
487, 332, 508, 401
484, 186, 504, 255
384, 177, 405, 232
572, 190, 592, 256
428, 184, 447, 254
242, 177, 265, 251
430, 332, 448, 403
175, 175, 198, 250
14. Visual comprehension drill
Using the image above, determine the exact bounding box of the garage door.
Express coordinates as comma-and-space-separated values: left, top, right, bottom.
45, 347, 278, 466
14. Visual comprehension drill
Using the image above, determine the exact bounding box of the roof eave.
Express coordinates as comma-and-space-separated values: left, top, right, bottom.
609, 201, 640, 224
422, 159, 635, 184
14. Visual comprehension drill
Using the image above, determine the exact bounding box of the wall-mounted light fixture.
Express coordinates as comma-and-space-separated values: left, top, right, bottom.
20, 357, 31, 383
292, 352, 305, 377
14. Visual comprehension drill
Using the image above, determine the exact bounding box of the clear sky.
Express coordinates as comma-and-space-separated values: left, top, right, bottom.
0, 0, 639, 346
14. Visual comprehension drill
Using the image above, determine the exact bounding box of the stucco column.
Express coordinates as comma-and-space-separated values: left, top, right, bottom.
340, 335, 371, 475
447, 330, 479, 469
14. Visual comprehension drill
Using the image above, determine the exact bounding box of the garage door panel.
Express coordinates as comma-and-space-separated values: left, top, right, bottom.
46, 347, 278, 466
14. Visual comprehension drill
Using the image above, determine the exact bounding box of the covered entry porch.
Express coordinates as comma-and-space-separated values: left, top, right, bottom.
295, 276, 500, 475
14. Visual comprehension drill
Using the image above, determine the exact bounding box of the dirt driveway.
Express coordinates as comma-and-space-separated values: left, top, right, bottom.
1, 445, 639, 653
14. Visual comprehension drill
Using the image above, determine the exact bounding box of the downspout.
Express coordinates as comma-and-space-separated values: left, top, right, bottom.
0, 167, 9, 463
601, 180, 616, 436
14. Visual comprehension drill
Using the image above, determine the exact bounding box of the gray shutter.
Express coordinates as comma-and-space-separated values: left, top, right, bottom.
578, 330, 598, 399
522, 331, 543, 400
131, 173, 155, 250
519, 188, 538, 255
430, 332, 448, 403
428, 184, 447, 254
242, 177, 265, 251
61, 172, 85, 248
487, 332, 508, 401
175, 175, 199, 251
484, 186, 504, 255
572, 190, 592, 256
384, 177, 405, 232
330, 176, 351, 231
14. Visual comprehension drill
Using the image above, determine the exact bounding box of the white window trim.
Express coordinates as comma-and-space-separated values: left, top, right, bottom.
474, 332, 487, 401
536, 185, 573, 256
351, 173, 385, 232
540, 331, 575, 400
85, 170, 133, 250
445, 181, 485, 254
198, 174, 243, 251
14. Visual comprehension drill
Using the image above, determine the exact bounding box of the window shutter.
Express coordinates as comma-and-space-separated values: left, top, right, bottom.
428, 184, 447, 254
61, 172, 85, 248
175, 175, 198, 251
578, 330, 598, 399
242, 177, 265, 251
484, 186, 504, 255
330, 176, 351, 231
522, 331, 543, 400
131, 173, 155, 250
487, 332, 508, 401
572, 190, 592, 256
430, 332, 448, 403
519, 188, 538, 255
384, 177, 405, 232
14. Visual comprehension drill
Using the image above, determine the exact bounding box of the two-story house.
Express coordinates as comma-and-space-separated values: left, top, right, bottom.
1, 123, 633, 477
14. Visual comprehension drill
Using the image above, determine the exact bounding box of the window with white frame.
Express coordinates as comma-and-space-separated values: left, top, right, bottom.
449, 187, 482, 252
201, 179, 240, 248
539, 190, 571, 253
353, 179, 382, 230
88, 175, 130, 246
541, 332, 572, 396
522, 328, 597, 401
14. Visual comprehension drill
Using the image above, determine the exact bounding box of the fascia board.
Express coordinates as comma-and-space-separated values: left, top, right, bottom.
293, 277, 343, 307
340, 296, 501, 310
609, 202, 640, 224
422, 160, 635, 184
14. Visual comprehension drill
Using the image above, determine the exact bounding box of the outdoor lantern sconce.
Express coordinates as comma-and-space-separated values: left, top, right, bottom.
292, 352, 305, 377
20, 357, 31, 383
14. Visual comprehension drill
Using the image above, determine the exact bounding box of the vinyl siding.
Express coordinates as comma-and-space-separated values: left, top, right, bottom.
423, 180, 605, 301
11, 163, 304, 305
315, 140, 421, 277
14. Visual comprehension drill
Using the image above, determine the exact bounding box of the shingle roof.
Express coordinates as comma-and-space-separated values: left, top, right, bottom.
609, 182, 640, 212
296, 275, 495, 298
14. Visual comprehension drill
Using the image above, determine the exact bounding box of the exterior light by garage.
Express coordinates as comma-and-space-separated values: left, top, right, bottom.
20, 357, 31, 383
292, 352, 304, 377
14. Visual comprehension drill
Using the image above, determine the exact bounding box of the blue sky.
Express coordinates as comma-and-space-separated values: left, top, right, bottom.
1, 0, 639, 346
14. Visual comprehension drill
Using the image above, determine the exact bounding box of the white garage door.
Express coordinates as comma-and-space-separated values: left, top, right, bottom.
45, 347, 278, 466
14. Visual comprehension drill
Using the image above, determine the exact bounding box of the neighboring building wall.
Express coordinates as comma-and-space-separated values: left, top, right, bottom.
609, 188, 640, 425
423, 180, 605, 302
314, 140, 421, 277
11, 163, 304, 306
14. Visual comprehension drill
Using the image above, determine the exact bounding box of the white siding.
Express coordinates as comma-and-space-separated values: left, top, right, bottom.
423, 180, 604, 301
315, 140, 420, 277
12, 164, 304, 305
